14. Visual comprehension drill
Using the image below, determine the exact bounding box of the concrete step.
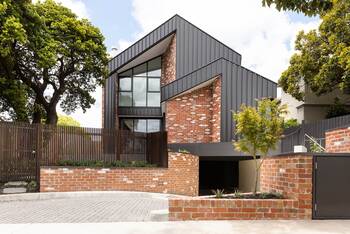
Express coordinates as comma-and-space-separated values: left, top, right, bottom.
2, 187, 27, 194
150, 209, 169, 221
4, 181, 28, 188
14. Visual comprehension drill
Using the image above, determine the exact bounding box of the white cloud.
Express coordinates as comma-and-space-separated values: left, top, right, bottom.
127, 0, 319, 83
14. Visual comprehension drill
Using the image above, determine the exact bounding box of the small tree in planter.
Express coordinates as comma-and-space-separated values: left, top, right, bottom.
233, 98, 287, 195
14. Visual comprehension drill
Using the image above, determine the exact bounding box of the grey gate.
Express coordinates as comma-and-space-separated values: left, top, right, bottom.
313, 154, 350, 219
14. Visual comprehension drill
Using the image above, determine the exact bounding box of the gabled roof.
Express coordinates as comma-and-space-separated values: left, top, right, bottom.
108, 14, 242, 78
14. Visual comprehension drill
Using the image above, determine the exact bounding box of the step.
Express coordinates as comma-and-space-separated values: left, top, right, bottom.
150, 209, 169, 221
4, 181, 28, 188
2, 187, 27, 194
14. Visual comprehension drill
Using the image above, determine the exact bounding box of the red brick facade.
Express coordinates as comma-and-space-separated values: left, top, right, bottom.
166, 77, 221, 143
40, 152, 199, 196
169, 154, 313, 220
161, 35, 176, 86
325, 126, 350, 153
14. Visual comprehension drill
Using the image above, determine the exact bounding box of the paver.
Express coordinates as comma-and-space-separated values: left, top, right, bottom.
0, 192, 170, 223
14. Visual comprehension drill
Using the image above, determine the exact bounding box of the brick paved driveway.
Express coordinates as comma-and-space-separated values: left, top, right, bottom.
0, 192, 171, 223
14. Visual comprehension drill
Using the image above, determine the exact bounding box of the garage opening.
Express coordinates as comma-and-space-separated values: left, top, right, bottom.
199, 160, 238, 195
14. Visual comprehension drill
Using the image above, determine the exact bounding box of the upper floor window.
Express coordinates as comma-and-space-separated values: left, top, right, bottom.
118, 57, 161, 107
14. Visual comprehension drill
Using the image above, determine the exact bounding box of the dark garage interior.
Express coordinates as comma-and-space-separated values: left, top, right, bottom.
199, 160, 239, 195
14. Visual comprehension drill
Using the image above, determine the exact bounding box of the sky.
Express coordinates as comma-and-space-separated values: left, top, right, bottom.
52, 0, 320, 128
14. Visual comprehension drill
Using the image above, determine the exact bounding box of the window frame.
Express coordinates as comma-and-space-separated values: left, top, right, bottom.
120, 118, 162, 133
118, 57, 161, 107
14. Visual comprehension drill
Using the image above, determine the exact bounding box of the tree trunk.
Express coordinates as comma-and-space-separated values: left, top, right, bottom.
253, 159, 259, 195
45, 107, 58, 125
32, 110, 42, 124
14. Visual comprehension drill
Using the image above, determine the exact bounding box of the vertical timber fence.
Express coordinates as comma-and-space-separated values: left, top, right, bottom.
0, 122, 168, 183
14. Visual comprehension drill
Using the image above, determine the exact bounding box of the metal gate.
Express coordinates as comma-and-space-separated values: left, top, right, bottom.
313, 154, 350, 219
0, 122, 39, 183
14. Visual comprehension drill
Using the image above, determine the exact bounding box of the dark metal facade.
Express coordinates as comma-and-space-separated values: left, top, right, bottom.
104, 14, 277, 142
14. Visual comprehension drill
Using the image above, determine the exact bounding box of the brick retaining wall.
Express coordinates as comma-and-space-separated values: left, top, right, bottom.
169, 154, 313, 220
40, 152, 199, 196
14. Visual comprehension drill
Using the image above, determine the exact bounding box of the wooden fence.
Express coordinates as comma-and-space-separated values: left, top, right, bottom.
0, 122, 168, 182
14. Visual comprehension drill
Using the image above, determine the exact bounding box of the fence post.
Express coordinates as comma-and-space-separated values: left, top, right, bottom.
35, 124, 42, 185
116, 130, 120, 161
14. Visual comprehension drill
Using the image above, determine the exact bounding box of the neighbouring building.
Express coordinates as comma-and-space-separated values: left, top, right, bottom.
281, 85, 350, 124
103, 15, 277, 194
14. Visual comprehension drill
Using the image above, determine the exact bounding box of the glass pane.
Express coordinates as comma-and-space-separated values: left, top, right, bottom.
119, 92, 132, 106
133, 78, 147, 106
147, 93, 160, 107
134, 119, 147, 133
133, 63, 147, 76
147, 119, 160, 133
121, 119, 133, 131
148, 57, 161, 77
148, 78, 160, 91
119, 69, 132, 77
119, 77, 131, 91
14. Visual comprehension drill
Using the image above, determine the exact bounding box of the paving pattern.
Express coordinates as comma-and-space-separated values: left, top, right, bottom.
0, 192, 169, 223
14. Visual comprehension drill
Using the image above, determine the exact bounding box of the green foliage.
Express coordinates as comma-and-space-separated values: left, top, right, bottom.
309, 139, 324, 153
233, 98, 287, 194
27, 180, 38, 192
57, 114, 80, 127
0, 0, 108, 124
278, 0, 350, 101
283, 118, 300, 129
326, 98, 350, 119
211, 189, 225, 198
57, 160, 157, 168
262, 0, 333, 16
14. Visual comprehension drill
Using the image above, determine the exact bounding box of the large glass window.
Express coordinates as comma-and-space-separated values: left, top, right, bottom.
120, 119, 161, 133
118, 57, 161, 107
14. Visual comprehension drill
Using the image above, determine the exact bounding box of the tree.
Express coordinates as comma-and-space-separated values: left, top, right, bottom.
262, 0, 333, 16
57, 114, 80, 127
0, 0, 108, 124
233, 98, 287, 195
267, 0, 350, 101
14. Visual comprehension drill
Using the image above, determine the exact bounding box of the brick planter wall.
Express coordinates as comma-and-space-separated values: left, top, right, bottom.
169, 198, 297, 220
325, 126, 350, 153
40, 152, 199, 196
169, 154, 313, 220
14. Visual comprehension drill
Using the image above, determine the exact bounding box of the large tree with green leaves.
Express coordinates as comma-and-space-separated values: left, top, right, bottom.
263, 0, 350, 102
233, 98, 287, 195
262, 0, 333, 16
0, 0, 108, 124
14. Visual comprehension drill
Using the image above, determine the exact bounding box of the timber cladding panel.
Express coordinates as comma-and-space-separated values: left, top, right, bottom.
40, 152, 199, 196
169, 154, 313, 220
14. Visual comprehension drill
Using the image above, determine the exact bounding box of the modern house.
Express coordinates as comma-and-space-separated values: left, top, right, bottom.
103, 15, 277, 194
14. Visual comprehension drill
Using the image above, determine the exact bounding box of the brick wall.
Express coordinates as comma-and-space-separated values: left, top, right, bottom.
260, 154, 313, 219
169, 154, 313, 220
325, 126, 350, 153
40, 152, 199, 196
166, 76, 221, 143
161, 35, 176, 86
169, 198, 298, 220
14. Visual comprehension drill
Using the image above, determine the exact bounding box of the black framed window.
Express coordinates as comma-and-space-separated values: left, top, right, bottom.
120, 119, 161, 133
118, 57, 161, 107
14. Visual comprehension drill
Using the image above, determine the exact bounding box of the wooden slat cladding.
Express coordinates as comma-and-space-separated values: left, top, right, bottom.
0, 122, 169, 183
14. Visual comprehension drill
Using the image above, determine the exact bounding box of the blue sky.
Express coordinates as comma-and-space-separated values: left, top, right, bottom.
56, 0, 320, 128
